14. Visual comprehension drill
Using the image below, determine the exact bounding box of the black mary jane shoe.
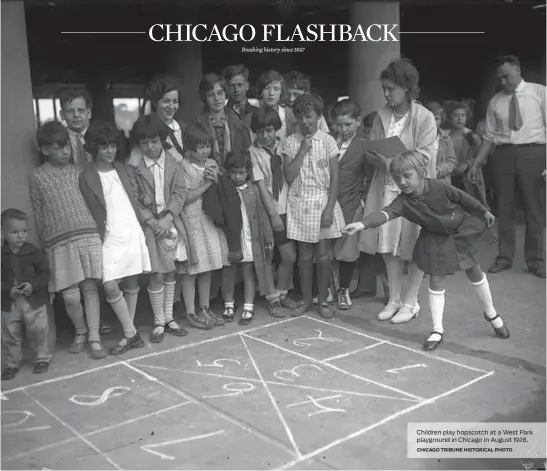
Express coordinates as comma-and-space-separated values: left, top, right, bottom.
483, 313, 510, 339
238, 309, 254, 326
423, 331, 443, 351
223, 306, 235, 323
165, 320, 188, 337
110, 331, 146, 355
149, 326, 165, 343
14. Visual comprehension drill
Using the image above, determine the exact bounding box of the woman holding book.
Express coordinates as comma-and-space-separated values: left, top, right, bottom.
359, 58, 438, 324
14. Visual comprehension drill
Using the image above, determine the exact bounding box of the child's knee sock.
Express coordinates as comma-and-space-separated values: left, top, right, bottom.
147, 286, 165, 333
470, 274, 503, 328
124, 287, 140, 322
428, 288, 445, 339
163, 281, 177, 324
81, 284, 101, 343
298, 259, 314, 305
61, 288, 88, 337
108, 292, 136, 338
317, 260, 332, 304
338, 261, 355, 290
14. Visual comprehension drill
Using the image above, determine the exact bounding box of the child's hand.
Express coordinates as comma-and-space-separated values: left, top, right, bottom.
18, 282, 33, 297
365, 149, 387, 168
271, 214, 284, 232
484, 211, 495, 228
9, 286, 22, 299
542, 169, 546, 181
299, 136, 313, 154
142, 194, 153, 206
320, 207, 334, 228
156, 214, 174, 235
343, 222, 366, 236
265, 242, 274, 253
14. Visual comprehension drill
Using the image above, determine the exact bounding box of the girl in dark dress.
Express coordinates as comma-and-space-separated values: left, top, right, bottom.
344, 151, 510, 351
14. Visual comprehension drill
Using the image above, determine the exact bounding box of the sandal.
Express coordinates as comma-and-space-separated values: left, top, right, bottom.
484, 313, 510, 339
423, 331, 443, 351
238, 309, 254, 326
223, 306, 235, 322
89, 340, 108, 360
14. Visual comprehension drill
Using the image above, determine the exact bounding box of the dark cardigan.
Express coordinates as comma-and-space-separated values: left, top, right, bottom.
79, 161, 140, 240
2, 242, 50, 310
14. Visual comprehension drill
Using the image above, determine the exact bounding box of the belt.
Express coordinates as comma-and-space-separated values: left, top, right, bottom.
495, 143, 545, 149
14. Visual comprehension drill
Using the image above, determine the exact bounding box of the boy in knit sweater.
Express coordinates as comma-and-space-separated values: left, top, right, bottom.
1, 209, 51, 380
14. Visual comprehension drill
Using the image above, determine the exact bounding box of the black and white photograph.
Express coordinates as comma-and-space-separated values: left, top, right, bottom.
1, 0, 546, 469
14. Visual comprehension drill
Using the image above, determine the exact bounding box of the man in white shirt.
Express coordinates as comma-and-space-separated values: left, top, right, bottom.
58, 87, 93, 167
470, 55, 546, 278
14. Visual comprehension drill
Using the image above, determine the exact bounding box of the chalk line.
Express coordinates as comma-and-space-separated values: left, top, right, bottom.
141, 430, 225, 460
24, 391, 122, 470
121, 361, 297, 458
240, 334, 302, 458
242, 334, 423, 402
304, 316, 490, 374
275, 370, 495, 470
133, 363, 416, 402
1, 317, 297, 396
322, 341, 386, 362
2, 401, 192, 464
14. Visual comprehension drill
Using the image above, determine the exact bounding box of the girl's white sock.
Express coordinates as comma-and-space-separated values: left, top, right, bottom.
163, 281, 176, 324
124, 287, 140, 322
428, 288, 445, 342
243, 303, 254, 312
470, 274, 503, 328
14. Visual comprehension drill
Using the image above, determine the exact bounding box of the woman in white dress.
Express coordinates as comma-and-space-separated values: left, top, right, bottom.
360, 59, 438, 324
80, 121, 151, 358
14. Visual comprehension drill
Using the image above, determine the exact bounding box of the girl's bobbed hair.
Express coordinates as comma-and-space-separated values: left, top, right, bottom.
85, 120, 122, 159
390, 151, 427, 178
224, 150, 253, 176
183, 122, 212, 152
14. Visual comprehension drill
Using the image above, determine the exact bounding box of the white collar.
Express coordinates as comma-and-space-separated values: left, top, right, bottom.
515, 79, 526, 93
236, 183, 248, 190
144, 150, 165, 169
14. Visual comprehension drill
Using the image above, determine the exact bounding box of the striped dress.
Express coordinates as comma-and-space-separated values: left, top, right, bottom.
30, 162, 102, 292
282, 129, 345, 243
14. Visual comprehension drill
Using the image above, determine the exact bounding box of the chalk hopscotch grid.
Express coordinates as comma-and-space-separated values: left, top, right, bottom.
1, 316, 495, 469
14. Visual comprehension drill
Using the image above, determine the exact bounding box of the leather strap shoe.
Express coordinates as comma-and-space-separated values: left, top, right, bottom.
488, 260, 512, 274
534, 268, 546, 279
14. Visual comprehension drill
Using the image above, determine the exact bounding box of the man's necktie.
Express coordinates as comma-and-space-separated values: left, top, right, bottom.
509, 91, 523, 131
75, 134, 87, 165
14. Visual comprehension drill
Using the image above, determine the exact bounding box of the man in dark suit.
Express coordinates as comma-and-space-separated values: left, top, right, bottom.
223, 64, 258, 122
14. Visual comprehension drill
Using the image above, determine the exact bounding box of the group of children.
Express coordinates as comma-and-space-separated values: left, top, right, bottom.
1, 66, 509, 381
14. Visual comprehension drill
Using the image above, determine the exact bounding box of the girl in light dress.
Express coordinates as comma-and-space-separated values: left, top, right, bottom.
79, 121, 150, 357
179, 122, 228, 330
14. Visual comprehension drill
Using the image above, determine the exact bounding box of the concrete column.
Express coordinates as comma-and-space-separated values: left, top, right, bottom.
349, 1, 401, 117
1, 1, 56, 354
166, 8, 204, 125
1, 2, 40, 245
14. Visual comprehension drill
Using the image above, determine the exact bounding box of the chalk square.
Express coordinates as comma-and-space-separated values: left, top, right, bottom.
1, 390, 74, 464
2, 436, 118, 470
265, 383, 416, 455
86, 402, 293, 469
246, 316, 380, 362
329, 343, 488, 399
25, 364, 189, 434
133, 335, 260, 381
